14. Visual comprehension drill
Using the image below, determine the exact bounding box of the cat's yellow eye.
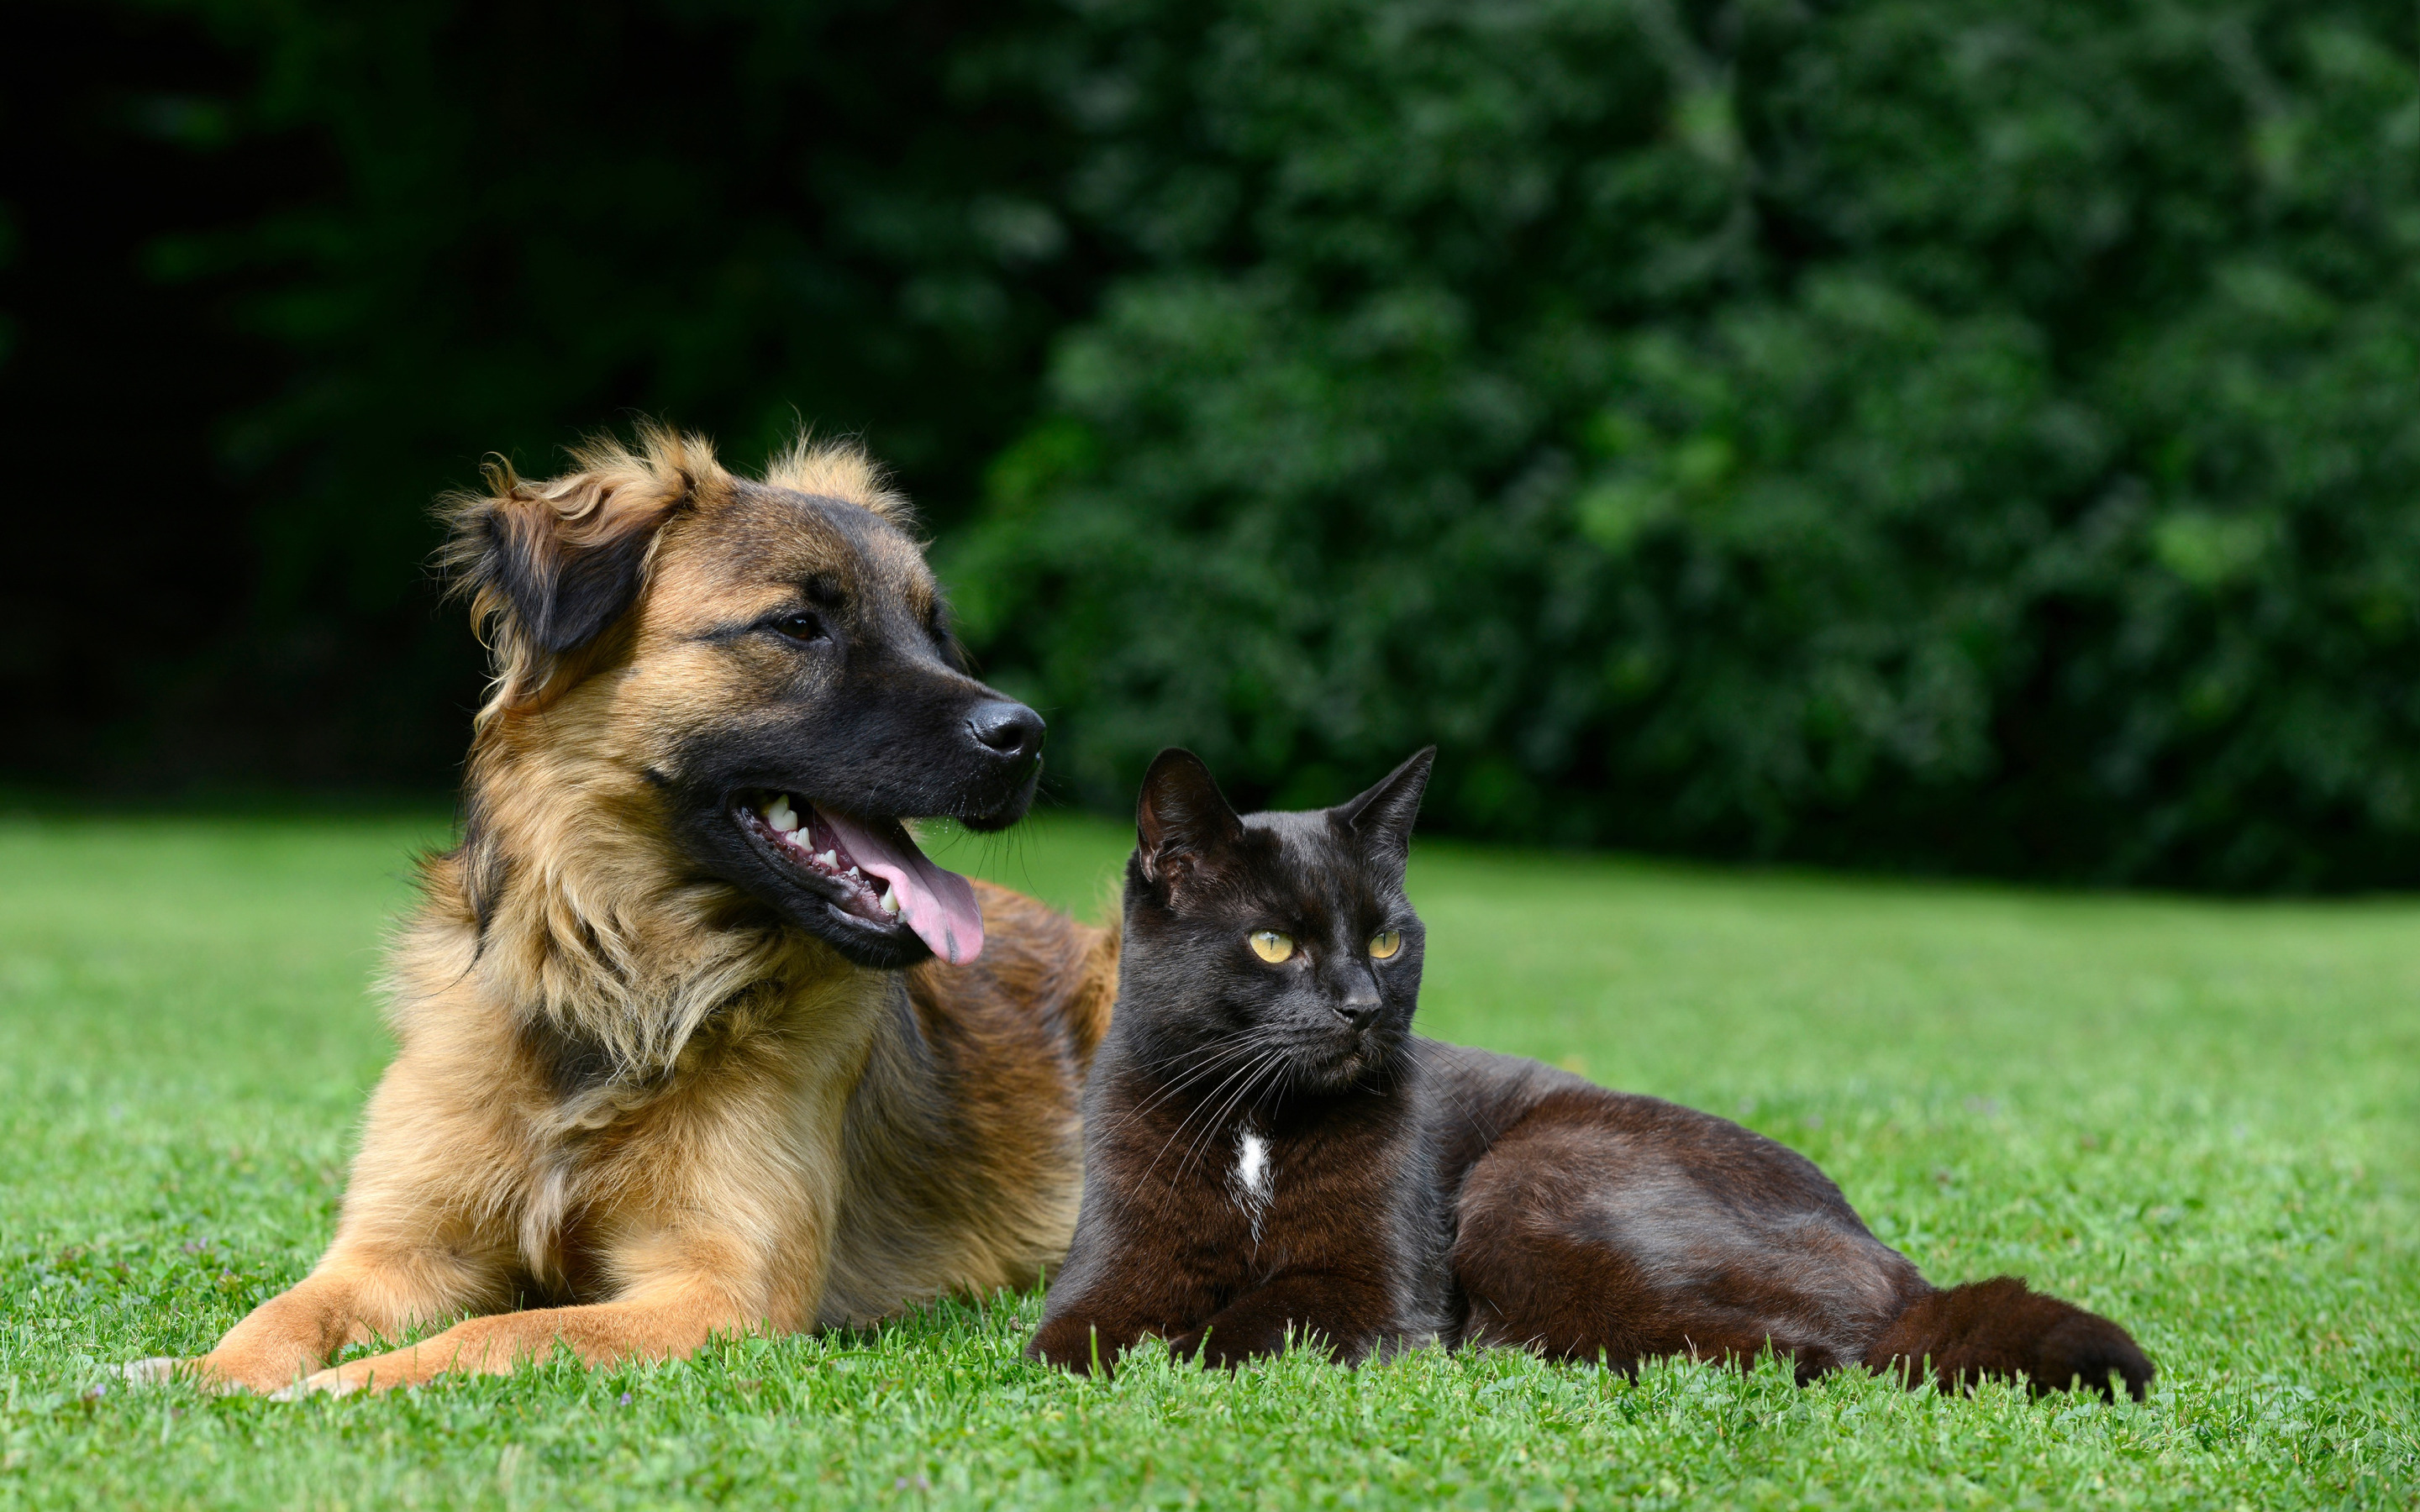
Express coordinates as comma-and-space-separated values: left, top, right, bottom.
1369, 930, 1402, 960
1249, 930, 1295, 964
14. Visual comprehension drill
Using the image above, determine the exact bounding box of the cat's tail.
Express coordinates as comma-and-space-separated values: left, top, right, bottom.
1863, 1277, 2153, 1401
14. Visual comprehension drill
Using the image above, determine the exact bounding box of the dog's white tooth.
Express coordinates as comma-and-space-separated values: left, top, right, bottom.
817, 851, 838, 869
767, 797, 799, 833
880, 886, 902, 916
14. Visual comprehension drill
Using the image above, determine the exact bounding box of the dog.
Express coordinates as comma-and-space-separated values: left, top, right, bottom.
126, 424, 1118, 1394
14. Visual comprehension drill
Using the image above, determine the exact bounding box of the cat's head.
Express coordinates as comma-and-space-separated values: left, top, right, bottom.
1118, 746, 1435, 1097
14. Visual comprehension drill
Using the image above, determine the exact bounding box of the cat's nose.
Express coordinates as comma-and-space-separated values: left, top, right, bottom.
1336, 992, 1382, 1031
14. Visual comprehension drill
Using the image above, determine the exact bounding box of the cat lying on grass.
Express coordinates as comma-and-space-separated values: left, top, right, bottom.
1028, 748, 2153, 1399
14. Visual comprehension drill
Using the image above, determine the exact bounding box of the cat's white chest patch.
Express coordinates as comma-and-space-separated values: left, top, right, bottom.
1232, 1127, 1275, 1242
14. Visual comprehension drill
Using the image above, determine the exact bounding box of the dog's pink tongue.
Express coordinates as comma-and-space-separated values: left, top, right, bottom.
820, 811, 985, 964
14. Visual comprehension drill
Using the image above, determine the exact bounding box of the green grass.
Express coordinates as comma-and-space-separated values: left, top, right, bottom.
2, 811, 2415, 1509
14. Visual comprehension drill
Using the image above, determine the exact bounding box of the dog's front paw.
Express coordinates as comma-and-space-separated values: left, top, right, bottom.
119, 1356, 186, 1387
120, 1354, 274, 1395
268, 1362, 374, 1400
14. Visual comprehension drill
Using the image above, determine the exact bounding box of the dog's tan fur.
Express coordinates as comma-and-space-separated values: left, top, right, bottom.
140, 427, 1116, 1394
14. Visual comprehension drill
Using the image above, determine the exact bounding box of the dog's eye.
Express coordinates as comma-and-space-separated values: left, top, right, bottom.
773, 612, 826, 643
1369, 931, 1402, 960
1249, 930, 1294, 964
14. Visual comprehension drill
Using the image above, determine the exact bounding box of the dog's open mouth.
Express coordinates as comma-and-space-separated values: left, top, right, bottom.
735, 792, 985, 963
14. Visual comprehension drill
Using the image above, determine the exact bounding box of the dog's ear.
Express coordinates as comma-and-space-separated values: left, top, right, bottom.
1331, 747, 1434, 874
443, 423, 721, 719
1136, 748, 1244, 900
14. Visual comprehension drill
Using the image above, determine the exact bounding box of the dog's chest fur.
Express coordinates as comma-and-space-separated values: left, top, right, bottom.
375, 863, 1103, 1330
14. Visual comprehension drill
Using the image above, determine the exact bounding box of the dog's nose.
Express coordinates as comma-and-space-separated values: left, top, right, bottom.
967, 700, 1045, 763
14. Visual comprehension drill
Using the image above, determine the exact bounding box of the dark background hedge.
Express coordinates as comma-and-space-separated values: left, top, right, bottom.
9, 0, 2420, 889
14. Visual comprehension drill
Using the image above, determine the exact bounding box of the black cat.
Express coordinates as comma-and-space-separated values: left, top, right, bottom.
1028, 748, 2154, 1399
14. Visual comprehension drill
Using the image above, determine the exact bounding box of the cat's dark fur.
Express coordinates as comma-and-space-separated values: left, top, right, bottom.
1028, 748, 2154, 1400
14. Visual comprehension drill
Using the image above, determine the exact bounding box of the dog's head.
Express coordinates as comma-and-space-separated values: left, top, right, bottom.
443, 423, 1041, 969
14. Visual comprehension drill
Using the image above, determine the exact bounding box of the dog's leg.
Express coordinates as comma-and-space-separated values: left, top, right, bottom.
128, 1235, 512, 1394
276, 1276, 750, 1396
283, 1058, 850, 1395
281, 1205, 817, 1395
126, 1045, 528, 1394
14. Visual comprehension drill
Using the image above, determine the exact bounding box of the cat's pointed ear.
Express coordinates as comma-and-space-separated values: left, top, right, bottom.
1137, 748, 1244, 895
1334, 747, 1435, 864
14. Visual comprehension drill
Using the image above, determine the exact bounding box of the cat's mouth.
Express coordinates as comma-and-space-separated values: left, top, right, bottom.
1318, 1049, 1369, 1084
1286, 1028, 1398, 1092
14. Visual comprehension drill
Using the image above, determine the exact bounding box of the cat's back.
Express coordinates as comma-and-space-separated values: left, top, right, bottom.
1415, 1038, 1859, 1221
1415, 1039, 1577, 1177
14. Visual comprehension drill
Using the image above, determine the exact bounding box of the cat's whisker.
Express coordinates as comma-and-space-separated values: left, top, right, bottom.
1086, 1025, 1282, 1158
1138, 1039, 1285, 1189
1135, 1032, 1272, 1106
1143, 1027, 1263, 1084
1164, 1036, 1299, 1205
1096, 1030, 1270, 1139
1138, 1061, 1276, 1230
1166, 1055, 1284, 1206
1181, 1046, 1288, 1179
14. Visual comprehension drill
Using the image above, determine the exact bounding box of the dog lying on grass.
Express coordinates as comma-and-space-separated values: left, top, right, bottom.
128, 425, 1117, 1394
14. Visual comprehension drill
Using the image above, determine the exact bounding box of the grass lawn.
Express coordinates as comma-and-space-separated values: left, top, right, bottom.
2, 810, 2415, 1509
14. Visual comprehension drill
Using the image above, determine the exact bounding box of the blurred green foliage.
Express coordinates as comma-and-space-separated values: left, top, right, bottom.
2, 0, 1086, 783
8, 0, 2420, 886
953, 0, 2420, 888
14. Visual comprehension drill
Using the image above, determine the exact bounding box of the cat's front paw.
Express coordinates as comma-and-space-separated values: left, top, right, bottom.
1169, 1323, 1292, 1371
1027, 1318, 1119, 1376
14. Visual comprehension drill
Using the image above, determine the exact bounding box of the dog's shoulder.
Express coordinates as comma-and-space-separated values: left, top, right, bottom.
904, 880, 1116, 1072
